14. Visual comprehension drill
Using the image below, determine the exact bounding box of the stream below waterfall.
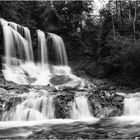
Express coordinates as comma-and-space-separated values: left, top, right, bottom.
1, 116, 140, 139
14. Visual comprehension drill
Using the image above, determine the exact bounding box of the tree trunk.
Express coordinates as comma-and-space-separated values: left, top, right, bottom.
119, 0, 124, 33
129, 0, 132, 21
116, 0, 118, 16
111, 13, 116, 40
133, 0, 137, 42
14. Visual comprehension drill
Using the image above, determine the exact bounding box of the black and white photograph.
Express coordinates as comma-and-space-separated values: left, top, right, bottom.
0, 0, 140, 139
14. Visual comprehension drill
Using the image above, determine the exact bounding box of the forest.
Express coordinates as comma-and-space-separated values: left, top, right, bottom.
0, 0, 140, 88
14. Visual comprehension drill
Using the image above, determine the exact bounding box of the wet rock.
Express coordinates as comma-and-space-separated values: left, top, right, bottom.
59, 80, 81, 90
0, 73, 5, 88
80, 79, 96, 89
3, 81, 30, 94
49, 75, 72, 85
88, 90, 124, 118
9, 86, 30, 94
0, 89, 22, 120
31, 85, 57, 92
54, 93, 74, 118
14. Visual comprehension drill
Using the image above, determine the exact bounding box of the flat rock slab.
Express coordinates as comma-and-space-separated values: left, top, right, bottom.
49, 75, 72, 85
59, 80, 81, 90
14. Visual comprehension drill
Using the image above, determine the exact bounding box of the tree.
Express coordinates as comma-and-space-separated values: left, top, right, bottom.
0, 2, 20, 22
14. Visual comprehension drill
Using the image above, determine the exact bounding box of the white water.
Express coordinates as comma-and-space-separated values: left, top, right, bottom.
1, 91, 94, 121
1, 19, 33, 63
48, 33, 68, 65
124, 92, 140, 116
8, 21, 34, 60
0, 18, 73, 86
23, 27, 34, 61
2, 95, 55, 121
71, 95, 93, 119
2, 25, 29, 65
37, 30, 48, 65
0, 18, 97, 122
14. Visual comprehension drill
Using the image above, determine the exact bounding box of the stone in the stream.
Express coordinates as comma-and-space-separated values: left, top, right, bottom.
3, 80, 30, 93
54, 92, 74, 118
59, 80, 81, 90
49, 75, 72, 85
88, 90, 124, 118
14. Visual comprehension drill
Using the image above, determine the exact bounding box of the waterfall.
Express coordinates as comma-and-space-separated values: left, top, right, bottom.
48, 33, 68, 66
8, 21, 18, 31
3, 25, 29, 65
0, 18, 71, 85
23, 27, 33, 61
0, 18, 96, 122
37, 30, 48, 65
2, 95, 55, 121
1, 93, 95, 121
1, 19, 33, 65
124, 93, 140, 116
71, 96, 92, 119
8, 21, 34, 60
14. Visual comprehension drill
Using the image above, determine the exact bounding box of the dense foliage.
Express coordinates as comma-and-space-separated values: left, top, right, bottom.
1, 0, 140, 87
97, 0, 140, 87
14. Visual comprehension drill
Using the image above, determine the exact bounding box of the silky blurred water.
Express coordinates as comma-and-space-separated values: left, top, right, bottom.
1, 117, 140, 139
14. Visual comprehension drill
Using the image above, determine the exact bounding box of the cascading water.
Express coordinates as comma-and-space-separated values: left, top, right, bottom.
8, 21, 33, 60
48, 33, 68, 66
37, 30, 48, 65
1, 19, 33, 63
71, 95, 92, 119
2, 94, 55, 121
23, 27, 33, 61
0, 18, 97, 123
0, 18, 71, 85
123, 93, 140, 116
1, 18, 140, 140
1, 24, 34, 84
1, 92, 94, 121
3, 25, 30, 63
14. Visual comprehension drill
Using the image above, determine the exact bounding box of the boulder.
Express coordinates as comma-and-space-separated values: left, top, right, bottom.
80, 79, 96, 89
88, 90, 124, 118
3, 81, 30, 94
54, 93, 74, 118
49, 75, 72, 85
59, 80, 81, 90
